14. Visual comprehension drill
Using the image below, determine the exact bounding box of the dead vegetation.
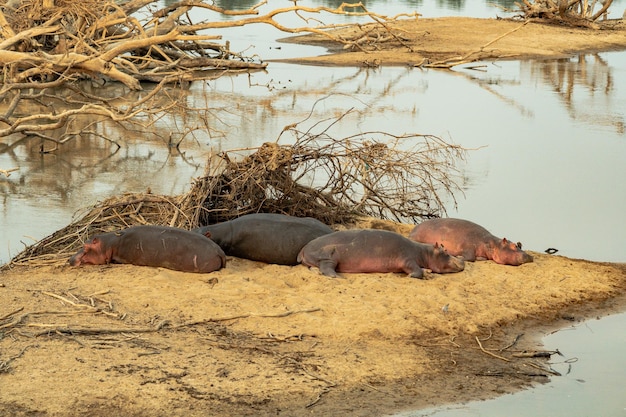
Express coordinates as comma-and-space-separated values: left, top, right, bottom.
5, 110, 466, 268
0, 0, 419, 148
194, 112, 466, 226
514, 0, 617, 28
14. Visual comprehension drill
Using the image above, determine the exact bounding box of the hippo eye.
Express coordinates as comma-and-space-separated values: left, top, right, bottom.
516, 242, 522, 249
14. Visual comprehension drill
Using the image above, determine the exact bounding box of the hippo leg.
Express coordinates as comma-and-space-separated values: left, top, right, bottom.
318, 259, 339, 278
462, 249, 478, 262
407, 267, 424, 279
314, 246, 340, 278
404, 261, 424, 279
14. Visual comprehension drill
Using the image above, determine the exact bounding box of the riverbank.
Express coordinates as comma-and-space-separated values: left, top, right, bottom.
1, 217, 624, 416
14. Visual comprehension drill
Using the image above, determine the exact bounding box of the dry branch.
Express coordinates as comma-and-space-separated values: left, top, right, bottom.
424, 21, 530, 69
174, 308, 323, 329
0, 167, 18, 176
0, 345, 35, 374
189, 110, 465, 226
4, 306, 320, 338
475, 336, 511, 362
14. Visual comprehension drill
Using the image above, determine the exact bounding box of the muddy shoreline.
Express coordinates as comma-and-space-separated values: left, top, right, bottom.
1, 243, 625, 416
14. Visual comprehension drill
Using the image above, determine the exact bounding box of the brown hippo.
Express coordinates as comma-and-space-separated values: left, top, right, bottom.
297, 229, 465, 279
69, 225, 226, 273
408, 218, 533, 266
193, 213, 333, 265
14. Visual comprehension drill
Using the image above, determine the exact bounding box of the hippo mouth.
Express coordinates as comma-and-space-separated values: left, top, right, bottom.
518, 252, 534, 265
68, 248, 85, 266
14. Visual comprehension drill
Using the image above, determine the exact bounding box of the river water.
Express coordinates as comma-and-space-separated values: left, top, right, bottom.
1, 1, 625, 415
395, 311, 626, 417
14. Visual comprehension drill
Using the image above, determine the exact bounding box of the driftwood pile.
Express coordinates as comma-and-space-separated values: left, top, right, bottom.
6, 119, 466, 267
515, 0, 615, 28
1, 0, 263, 89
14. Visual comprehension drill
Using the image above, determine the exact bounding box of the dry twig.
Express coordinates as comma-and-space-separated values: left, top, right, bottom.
475, 336, 511, 362
424, 21, 529, 68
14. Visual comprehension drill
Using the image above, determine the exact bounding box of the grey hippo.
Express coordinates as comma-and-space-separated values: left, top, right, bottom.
193, 213, 333, 265
69, 225, 226, 273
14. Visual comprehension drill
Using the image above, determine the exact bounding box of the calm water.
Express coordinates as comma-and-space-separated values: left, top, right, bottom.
1, 2, 625, 414
396, 311, 626, 417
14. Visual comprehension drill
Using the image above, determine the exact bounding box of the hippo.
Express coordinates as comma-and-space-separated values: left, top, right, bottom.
69, 225, 226, 273
408, 218, 533, 266
193, 213, 333, 265
297, 229, 465, 279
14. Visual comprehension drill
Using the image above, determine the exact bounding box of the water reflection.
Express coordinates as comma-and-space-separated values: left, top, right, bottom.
212, 0, 520, 12
212, 0, 262, 10
459, 53, 625, 134
401, 312, 626, 417
0, 106, 213, 261
210, 0, 624, 20
196, 0, 626, 21
526, 54, 625, 134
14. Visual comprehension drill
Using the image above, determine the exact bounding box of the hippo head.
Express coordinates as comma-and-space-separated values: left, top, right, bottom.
492, 238, 533, 266
68, 237, 114, 266
429, 243, 465, 273
68, 247, 85, 266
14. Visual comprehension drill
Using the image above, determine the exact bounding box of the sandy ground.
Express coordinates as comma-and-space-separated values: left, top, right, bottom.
1, 217, 625, 417
2, 17, 626, 417
276, 17, 626, 67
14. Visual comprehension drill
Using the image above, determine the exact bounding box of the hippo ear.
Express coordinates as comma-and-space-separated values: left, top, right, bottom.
84, 237, 100, 251
203, 231, 212, 239
434, 242, 446, 253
